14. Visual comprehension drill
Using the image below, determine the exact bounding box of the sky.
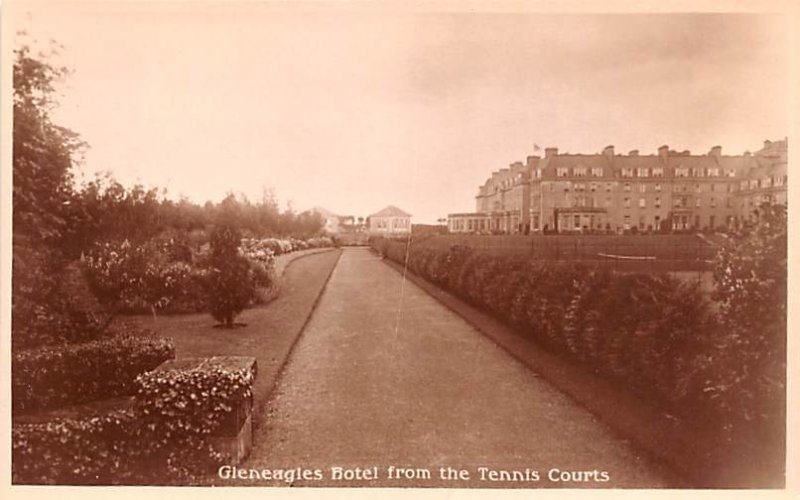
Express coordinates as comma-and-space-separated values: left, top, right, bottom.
8, 3, 792, 223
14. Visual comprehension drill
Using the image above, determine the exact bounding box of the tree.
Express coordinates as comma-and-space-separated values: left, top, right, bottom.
13, 43, 86, 247
205, 225, 254, 328
11, 41, 96, 349
704, 202, 787, 433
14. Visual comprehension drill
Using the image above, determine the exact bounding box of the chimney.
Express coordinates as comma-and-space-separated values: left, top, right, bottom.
658, 145, 669, 161
709, 145, 722, 157
602, 145, 615, 157
628, 150, 639, 156
764, 139, 772, 149
545, 147, 558, 158
744, 150, 752, 157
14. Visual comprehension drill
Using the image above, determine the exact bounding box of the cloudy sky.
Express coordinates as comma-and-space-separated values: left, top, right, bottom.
9, 3, 792, 223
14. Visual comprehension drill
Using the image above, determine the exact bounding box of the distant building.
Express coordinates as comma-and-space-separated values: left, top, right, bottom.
449, 139, 788, 234
367, 205, 412, 235
309, 206, 360, 235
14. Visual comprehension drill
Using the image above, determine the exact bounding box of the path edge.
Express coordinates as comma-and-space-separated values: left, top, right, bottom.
258, 248, 343, 417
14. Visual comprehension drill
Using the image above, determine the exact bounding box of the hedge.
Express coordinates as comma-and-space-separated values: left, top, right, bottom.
12, 333, 175, 415
371, 237, 722, 421
12, 364, 254, 485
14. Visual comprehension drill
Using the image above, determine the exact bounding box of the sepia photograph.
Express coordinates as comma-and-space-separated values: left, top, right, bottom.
0, 0, 796, 496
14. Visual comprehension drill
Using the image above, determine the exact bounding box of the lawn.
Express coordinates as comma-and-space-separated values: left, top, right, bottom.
120, 248, 341, 420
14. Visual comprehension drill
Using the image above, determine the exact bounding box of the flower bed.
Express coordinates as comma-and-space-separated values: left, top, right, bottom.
12, 359, 255, 485
82, 235, 334, 315
12, 333, 175, 415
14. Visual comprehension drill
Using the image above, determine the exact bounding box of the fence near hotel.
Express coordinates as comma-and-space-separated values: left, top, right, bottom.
404, 233, 720, 273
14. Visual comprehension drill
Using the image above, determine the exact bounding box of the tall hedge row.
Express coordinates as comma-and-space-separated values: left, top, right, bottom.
370, 237, 770, 437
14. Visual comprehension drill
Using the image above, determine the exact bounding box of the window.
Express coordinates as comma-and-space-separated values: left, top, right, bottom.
590, 183, 597, 192
749, 179, 758, 190
695, 198, 701, 208
574, 167, 587, 177
591, 167, 604, 177
694, 184, 701, 193
726, 198, 733, 208
653, 167, 664, 177
691, 167, 704, 177
708, 168, 720, 177
621, 168, 634, 178
623, 197, 631, 208
674, 197, 683, 208
675, 167, 689, 177
605, 197, 612, 207
740, 180, 749, 190
655, 197, 661, 208
605, 183, 613, 192
557, 167, 569, 177
575, 182, 586, 192
624, 183, 631, 192
637, 168, 650, 177
638, 198, 646, 208
532, 169, 541, 178
725, 169, 736, 178
673, 184, 682, 193
776, 175, 785, 186
710, 197, 716, 208
655, 183, 662, 192
623, 215, 632, 230
638, 184, 646, 193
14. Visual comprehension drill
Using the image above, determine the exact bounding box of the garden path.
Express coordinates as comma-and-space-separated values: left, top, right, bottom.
244, 247, 675, 488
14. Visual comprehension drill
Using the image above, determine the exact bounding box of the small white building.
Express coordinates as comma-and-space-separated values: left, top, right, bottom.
367, 205, 412, 235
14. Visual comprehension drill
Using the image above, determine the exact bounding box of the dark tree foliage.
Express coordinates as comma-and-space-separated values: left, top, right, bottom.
205, 225, 254, 328
12, 44, 85, 247
11, 42, 100, 349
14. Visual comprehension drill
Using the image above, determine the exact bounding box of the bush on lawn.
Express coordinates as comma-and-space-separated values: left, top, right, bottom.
206, 225, 256, 327
12, 364, 254, 485
12, 331, 175, 415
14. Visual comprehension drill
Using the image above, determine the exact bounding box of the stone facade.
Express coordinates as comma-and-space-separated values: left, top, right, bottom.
449, 139, 787, 234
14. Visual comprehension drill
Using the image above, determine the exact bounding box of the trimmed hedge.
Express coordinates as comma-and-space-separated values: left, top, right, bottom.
372, 238, 717, 418
12, 334, 175, 415
12, 364, 254, 485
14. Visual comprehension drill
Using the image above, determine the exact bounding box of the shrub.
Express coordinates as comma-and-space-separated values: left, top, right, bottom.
12, 332, 175, 415
206, 225, 255, 327
83, 239, 195, 318
12, 362, 254, 485
12, 242, 105, 350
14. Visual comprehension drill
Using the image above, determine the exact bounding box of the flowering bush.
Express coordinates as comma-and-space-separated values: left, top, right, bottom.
83, 239, 194, 317
12, 363, 254, 485
12, 332, 175, 414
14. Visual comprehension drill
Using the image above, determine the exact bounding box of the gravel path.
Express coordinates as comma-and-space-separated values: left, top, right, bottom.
241, 247, 675, 488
